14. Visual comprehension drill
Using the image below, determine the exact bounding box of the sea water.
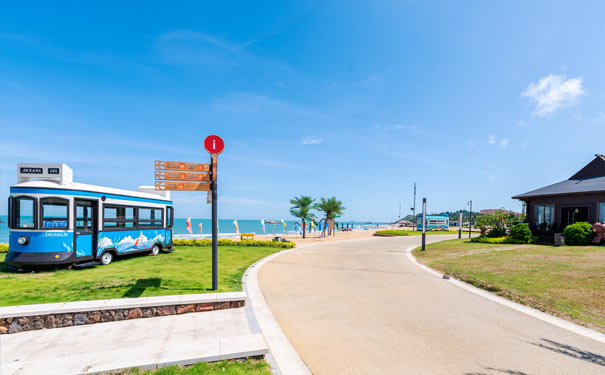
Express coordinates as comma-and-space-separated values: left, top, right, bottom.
0, 215, 382, 244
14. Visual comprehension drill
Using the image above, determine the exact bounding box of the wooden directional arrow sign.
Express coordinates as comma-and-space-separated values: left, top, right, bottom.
155, 160, 210, 172
155, 171, 210, 182
155, 181, 211, 191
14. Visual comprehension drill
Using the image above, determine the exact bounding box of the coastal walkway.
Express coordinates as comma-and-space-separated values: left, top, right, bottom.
259, 235, 605, 375
1, 297, 267, 374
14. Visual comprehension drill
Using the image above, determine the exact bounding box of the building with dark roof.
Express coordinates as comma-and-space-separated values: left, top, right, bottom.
512, 154, 605, 241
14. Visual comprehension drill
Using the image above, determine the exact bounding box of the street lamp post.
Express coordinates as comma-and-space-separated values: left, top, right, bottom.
458, 210, 462, 239
468, 200, 473, 239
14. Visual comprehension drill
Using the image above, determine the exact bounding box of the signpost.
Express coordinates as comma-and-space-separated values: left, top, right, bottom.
154, 135, 224, 291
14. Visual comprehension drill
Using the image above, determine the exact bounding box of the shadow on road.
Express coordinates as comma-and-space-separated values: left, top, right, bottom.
465, 368, 529, 375
122, 278, 162, 298
530, 338, 605, 367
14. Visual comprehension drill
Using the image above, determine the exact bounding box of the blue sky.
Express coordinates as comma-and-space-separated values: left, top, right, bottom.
1, 1, 604, 221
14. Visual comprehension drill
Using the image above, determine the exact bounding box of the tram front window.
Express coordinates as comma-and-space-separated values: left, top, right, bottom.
14, 196, 35, 229
41, 198, 69, 229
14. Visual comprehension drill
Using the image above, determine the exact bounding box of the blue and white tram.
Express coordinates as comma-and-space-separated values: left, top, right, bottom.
6, 164, 174, 269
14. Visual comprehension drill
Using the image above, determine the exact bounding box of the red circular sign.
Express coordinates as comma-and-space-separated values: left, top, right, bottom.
204, 135, 225, 154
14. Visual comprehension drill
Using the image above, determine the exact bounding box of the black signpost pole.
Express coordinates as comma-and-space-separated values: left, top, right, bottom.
211, 155, 218, 291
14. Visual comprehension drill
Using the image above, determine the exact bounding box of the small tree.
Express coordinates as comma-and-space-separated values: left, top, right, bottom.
290, 195, 315, 239
314, 197, 345, 237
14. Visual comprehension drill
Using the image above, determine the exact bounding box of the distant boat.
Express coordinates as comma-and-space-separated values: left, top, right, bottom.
0, 219, 4, 223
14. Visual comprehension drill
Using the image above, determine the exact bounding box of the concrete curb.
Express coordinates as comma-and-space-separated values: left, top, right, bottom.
0, 292, 246, 318
242, 245, 313, 375
406, 244, 605, 344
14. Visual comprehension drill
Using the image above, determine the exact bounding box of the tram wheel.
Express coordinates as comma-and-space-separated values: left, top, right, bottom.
150, 245, 161, 256
100, 252, 113, 265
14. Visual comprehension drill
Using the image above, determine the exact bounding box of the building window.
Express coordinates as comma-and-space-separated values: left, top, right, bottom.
41, 198, 69, 229
535, 205, 554, 231
14, 196, 36, 229
599, 203, 605, 223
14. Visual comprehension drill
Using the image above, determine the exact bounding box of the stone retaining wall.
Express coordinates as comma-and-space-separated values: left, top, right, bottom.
0, 300, 244, 335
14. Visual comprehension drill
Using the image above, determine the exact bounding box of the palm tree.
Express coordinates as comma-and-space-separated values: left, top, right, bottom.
314, 197, 345, 237
290, 195, 315, 239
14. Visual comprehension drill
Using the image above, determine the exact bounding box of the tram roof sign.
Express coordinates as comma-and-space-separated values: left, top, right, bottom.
155, 160, 210, 172
155, 181, 211, 191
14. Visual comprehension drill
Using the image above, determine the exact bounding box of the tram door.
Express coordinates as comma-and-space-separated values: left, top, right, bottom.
74, 200, 98, 259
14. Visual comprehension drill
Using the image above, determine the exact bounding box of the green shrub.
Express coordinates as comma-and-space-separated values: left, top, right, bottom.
509, 223, 533, 243
486, 227, 507, 238
171, 238, 296, 249
0, 244, 8, 253
563, 222, 593, 246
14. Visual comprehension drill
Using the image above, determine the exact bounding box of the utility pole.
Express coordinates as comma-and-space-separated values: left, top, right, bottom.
398, 202, 401, 220
468, 200, 473, 239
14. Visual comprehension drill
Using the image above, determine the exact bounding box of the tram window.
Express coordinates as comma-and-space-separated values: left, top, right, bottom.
138, 208, 153, 227
14, 196, 36, 229
41, 198, 69, 229
103, 205, 136, 229
76, 202, 93, 230
153, 208, 163, 226
167, 206, 174, 228
138, 207, 162, 227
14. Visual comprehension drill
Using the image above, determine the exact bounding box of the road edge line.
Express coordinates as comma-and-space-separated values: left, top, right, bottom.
405, 245, 605, 344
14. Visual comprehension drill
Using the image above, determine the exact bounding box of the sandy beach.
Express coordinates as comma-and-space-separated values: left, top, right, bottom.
253, 227, 387, 246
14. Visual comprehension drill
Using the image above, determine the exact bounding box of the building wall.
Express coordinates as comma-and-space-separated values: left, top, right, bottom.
525, 192, 605, 232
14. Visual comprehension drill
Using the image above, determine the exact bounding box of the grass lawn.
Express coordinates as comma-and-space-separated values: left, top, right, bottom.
112, 360, 271, 375
0, 245, 285, 307
413, 239, 605, 333
376, 230, 464, 236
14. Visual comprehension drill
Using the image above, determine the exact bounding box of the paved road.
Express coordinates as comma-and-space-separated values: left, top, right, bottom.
259, 236, 605, 375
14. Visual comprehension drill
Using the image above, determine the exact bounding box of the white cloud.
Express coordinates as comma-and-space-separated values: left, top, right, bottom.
522, 74, 586, 117
488, 135, 496, 145
500, 138, 509, 148
300, 136, 322, 145
374, 124, 406, 130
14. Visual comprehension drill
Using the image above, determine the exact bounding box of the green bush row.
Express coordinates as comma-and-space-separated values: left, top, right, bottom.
375, 230, 412, 236
172, 238, 296, 249
470, 236, 536, 245
471, 223, 536, 244
0, 244, 8, 253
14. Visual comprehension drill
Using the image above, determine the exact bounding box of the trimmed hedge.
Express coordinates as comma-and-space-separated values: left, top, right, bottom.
470, 236, 534, 245
172, 238, 296, 249
375, 230, 412, 236
563, 222, 593, 246
0, 244, 8, 253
